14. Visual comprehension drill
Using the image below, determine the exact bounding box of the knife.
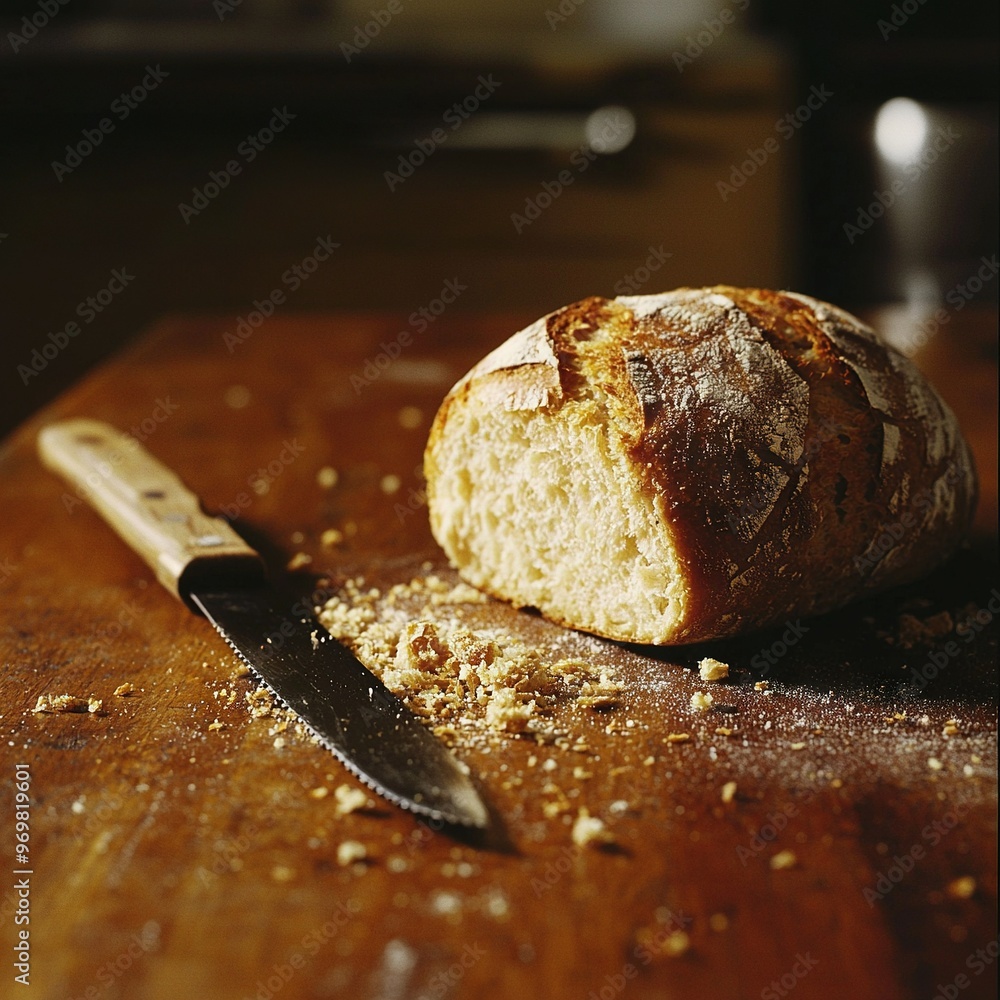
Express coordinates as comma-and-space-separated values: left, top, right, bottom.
38, 418, 489, 829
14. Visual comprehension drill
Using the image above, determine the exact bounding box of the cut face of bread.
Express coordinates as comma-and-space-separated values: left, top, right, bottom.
428, 379, 686, 644
425, 289, 976, 645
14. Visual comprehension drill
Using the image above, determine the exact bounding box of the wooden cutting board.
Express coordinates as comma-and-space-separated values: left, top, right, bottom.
1, 308, 996, 1000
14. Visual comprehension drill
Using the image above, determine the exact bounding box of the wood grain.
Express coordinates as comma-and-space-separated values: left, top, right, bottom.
0, 308, 996, 1000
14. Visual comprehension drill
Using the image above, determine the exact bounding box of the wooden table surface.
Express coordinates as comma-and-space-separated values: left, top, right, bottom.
0, 306, 996, 1000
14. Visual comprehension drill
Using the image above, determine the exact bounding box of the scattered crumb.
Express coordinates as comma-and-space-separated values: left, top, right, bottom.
334, 784, 369, 817
286, 552, 312, 571
321, 528, 344, 548
721, 781, 738, 804
271, 865, 295, 883
208, 719, 226, 732
572, 809, 615, 848
543, 799, 568, 819
690, 691, 713, 712
214, 687, 237, 706
316, 578, 621, 742
113, 683, 133, 697
431, 890, 461, 916
272, 736, 286, 750
665, 733, 691, 744
245, 689, 275, 719
769, 850, 798, 870
636, 926, 691, 958
663, 931, 690, 957
33, 694, 102, 714
398, 406, 423, 429
380, 474, 402, 495
946, 876, 976, 899
309, 786, 329, 800
789, 742, 807, 751
714, 727, 733, 737
698, 657, 729, 682
754, 681, 770, 692
485, 687, 534, 733
928, 757, 944, 771
316, 466, 339, 489
709, 913, 729, 932
942, 719, 960, 738
426, 582, 487, 607
337, 840, 368, 866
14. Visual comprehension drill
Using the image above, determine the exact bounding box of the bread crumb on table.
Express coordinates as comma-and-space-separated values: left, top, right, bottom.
113, 683, 133, 697
690, 691, 713, 712
334, 784, 369, 817
316, 466, 339, 489
946, 875, 976, 899
720, 781, 738, 804
635, 925, 691, 958
245, 689, 275, 719
484, 687, 535, 733
698, 657, 730, 682
314, 575, 622, 743
336, 840, 368, 866
769, 850, 798, 870
571, 809, 615, 848
321, 528, 344, 548
33, 694, 102, 714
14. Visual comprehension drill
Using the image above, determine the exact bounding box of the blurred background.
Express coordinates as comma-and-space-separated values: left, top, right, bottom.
1, 0, 997, 437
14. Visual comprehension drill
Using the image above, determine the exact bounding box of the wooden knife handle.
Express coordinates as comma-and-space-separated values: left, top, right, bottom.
38, 418, 265, 604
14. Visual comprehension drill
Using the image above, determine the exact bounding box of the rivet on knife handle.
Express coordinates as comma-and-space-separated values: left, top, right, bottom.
37, 418, 265, 602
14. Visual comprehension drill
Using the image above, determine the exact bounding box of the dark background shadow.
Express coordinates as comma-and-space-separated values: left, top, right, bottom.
2, 0, 997, 437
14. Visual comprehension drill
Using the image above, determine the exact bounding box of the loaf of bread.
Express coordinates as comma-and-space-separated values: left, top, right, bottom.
424, 288, 976, 644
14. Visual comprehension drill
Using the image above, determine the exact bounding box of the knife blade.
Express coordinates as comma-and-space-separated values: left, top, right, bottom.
37, 418, 489, 829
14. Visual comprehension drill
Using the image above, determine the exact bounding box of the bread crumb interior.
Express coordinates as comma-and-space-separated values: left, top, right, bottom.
429, 380, 685, 644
